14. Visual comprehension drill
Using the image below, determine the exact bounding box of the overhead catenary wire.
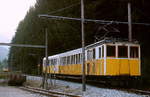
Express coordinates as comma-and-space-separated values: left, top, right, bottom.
0, 43, 45, 48
38, 14, 150, 26
39, 1, 150, 26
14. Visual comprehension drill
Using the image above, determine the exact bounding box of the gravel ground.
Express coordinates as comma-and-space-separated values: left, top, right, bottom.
0, 86, 48, 97
26, 75, 150, 97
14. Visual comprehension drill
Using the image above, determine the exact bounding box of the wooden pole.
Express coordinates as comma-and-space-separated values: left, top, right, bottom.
81, 0, 86, 91
128, 2, 132, 42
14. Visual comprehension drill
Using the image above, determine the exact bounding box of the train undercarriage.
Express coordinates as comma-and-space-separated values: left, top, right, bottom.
47, 73, 141, 88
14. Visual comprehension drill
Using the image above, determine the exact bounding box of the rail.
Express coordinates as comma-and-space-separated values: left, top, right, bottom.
130, 89, 150, 95
20, 86, 81, 97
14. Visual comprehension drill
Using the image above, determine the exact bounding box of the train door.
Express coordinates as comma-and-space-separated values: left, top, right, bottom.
106, 45, 117, 75
129, 46, 140, 76
86, 48, 96, 75
118, 46, 130, 75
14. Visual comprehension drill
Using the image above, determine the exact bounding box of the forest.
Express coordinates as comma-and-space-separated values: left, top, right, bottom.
8, 0, 150, 84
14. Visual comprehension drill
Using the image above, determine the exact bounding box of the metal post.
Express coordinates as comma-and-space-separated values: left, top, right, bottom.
37, 56, 40, 75
44, 28, 48, 89
128, 2, 132, 42
81, 0, 86, 91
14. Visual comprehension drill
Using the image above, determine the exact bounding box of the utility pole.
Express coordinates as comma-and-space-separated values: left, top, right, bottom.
43, 28, 48, 89
37, 56, 40, 75
128, 2, 132, 42
81, 0, 86, 92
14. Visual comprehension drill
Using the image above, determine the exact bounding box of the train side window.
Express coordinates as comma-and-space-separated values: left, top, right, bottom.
102, 46, 104, 58
51, 59, 53, 65
63, 57, 66, 65
93, 48, 95, 59
53, 59, 55, 65
65, 57, 67, 65
71, 55, 73, 64
44, 60, 46, 66
118, 46, 128, 58
48, 60, 50, 65
62, 57, 64, 65
64, 57, 66, 65
66, 57, 68, 65
130, 46, 139, 58
76, 54, 78, 64
87, 50, 90, 60
69, 56, 71, 64
78, 54, 80, 64
73, 55, 75, 64
80, 53, 82, 63
79, 54, 81, 64
45, 60, 47, 65
99, 47, 101, 58
53, 59, 54, 65
74, 55, 76, 64
60, 57, 62, 65
69, 56, 70, 64
54, 59, 56, 65
72, 55, 74, 64
50, 59, 52, 65
54, 59, 57, 65
55, 59, 58, 65
87, 50, 94, 60
107, 45, 116, 57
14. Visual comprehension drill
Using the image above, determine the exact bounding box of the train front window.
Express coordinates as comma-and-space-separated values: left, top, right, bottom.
130, 46, 139, 58
107, 45, 116, 57
118, 46, 128, 58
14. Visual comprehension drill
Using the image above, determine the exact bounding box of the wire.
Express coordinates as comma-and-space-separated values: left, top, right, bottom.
38, 14, 150, 26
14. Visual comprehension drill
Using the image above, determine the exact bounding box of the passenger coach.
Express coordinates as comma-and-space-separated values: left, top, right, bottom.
43, 38, 141, 78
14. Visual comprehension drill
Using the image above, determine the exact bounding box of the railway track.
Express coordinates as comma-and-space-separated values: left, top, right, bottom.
86, 79, 150, 96
89, 81, 150, 96
129, 89, 150, 96
26, 75, 150, 96
20, 86, 81, 97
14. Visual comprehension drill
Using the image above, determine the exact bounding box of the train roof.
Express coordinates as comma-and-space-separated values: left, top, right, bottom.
48, 55, 59, 59
43, 48, 82, 60
43, 38, 139, 60
86, 37, 139, 49
58, 48, 82, 57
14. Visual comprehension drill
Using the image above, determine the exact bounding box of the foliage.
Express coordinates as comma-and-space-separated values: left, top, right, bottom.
0, 59, 8, 71
8, 0, 150, 78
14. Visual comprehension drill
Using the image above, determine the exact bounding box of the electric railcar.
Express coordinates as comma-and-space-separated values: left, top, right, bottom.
43, 38, 141, 81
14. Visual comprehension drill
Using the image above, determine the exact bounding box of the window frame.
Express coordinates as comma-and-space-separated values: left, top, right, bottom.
118, 45, 128, 58
93, 48, 96, 59
102, 45, 104, 58
106, 45, 116, 58
130, 46, 139, 58
99, 47, 102, 58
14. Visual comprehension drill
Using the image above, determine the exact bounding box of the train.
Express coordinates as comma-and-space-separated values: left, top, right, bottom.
42, 38, 141, 85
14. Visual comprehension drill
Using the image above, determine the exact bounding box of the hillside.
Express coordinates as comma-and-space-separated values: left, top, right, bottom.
8, 0, 150, 77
